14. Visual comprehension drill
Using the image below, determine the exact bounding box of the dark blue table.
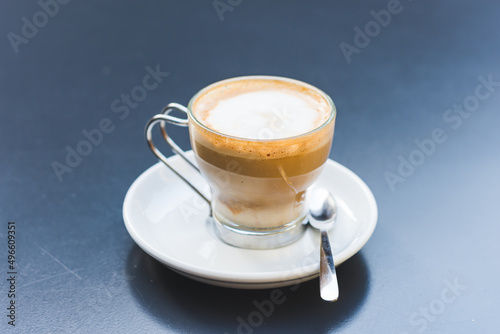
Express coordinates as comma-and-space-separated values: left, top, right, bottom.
1, 1, 499, 333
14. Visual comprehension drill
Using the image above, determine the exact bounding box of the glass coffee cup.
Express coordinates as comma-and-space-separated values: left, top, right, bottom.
145, 76, 336, 249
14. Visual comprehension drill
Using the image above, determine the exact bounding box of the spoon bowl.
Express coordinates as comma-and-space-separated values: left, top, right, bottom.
309, 188, 337, 230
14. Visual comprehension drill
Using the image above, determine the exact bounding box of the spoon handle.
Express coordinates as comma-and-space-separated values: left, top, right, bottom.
319, 230, 339, 301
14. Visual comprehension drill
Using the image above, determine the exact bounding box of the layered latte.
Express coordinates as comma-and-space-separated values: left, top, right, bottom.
188, 76, 335, 230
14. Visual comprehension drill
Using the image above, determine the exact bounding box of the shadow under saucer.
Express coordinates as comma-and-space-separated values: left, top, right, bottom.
126, 244, 371, 333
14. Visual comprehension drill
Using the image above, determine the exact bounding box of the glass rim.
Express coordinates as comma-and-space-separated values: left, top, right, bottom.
186, 75, 336, 142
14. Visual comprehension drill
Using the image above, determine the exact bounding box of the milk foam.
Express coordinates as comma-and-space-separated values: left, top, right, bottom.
197, 89, 327, 139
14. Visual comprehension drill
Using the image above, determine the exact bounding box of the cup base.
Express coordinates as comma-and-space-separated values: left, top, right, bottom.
212, 214, 308, 249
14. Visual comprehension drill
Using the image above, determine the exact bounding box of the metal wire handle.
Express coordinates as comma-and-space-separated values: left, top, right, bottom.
145, 103, 212, 212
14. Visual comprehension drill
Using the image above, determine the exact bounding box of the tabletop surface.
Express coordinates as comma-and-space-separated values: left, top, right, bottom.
1, 1, 499, 333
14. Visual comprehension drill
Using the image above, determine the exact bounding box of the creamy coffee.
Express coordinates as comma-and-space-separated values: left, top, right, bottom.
188, 77, 335, 230
195, 87, 329, 139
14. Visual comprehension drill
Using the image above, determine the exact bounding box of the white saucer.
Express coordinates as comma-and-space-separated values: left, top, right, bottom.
123, 151, 377, 289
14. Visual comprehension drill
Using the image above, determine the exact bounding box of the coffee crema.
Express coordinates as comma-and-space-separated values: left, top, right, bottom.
187, 76, 335, 229
190, 78, 333, 162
